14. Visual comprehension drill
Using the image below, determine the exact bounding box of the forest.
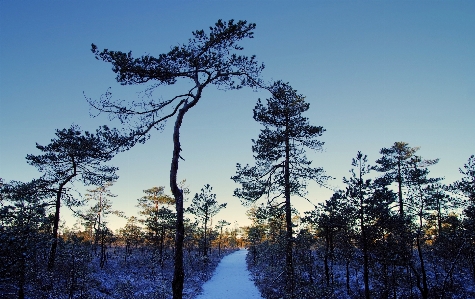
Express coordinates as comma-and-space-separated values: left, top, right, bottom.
1, 19, 474, 299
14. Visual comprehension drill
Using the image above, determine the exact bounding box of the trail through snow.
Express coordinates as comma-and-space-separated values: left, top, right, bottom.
195, 249, 264, 299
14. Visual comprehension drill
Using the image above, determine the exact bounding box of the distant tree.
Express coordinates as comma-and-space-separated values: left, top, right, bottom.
84, 182, 123, 268
374, 142, 420, 216
215, 220, 230, 256
138, 187, 175, 210
232, 81, 327, 298
137, 186, 175, 265
119, 216, 143, 256
244, 206, 268, 263
150, 207, 176, 265
187, 184, 226, 258
25, 125, 124, 270
89, 19, 263, 299
424, 183, 452, 236
342, 151, 396, 299
404, 155, 441, 299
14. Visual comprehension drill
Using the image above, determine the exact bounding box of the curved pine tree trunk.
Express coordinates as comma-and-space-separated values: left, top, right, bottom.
171, 94, 200, 299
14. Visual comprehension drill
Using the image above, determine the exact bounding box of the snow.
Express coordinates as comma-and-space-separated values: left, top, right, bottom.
195, 249, 264, 299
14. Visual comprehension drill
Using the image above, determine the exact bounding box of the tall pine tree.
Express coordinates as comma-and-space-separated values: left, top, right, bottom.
232, 81, 327, 298
89, 20, 263, 298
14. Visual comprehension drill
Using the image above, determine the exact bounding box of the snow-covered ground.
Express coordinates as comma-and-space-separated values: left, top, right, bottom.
195, 249, 264, 299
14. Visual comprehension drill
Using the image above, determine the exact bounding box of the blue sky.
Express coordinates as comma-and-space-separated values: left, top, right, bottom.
1, 1, 474, 230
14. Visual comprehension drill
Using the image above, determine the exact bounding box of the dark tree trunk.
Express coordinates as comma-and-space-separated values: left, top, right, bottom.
416, 236, 429, 299
284, 118, 294, 298
160, 226, 164, 267
436, 198, 442, 235
171, 94, 200, 299
100, 229, 106, 268
18, 247, 26, 299
171, 116, 185, 299
362, 232, 370, 299
48, 189, 62, 270
397, 160, 404, 217
359, 161, 370, 299
218, 227, 223, 256
203, 215, 208, 258
324, 230, 330, 287
48, 165, 76, 270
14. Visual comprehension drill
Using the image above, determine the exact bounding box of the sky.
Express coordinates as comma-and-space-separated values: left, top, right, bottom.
1, 1, 474, 231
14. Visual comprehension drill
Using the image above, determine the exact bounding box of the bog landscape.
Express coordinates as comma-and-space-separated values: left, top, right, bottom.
1, 2, 474, 299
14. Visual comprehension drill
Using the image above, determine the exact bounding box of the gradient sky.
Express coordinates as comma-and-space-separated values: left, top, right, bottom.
1, 1, 474, 231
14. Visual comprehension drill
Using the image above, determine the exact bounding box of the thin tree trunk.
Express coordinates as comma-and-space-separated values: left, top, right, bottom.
160, 226, 164, 267
416, 236, 429, 299
48, 189, 63, 270
171, 94, 200, 299
363, 233, 370, 299
397, 161, 404, 217
204, 220, 208, 257
218, 227, 223, 256
48, 164, 76, 270
100, 229, 106, 268
359, 159, 370, 299
324, 231, 330, 287
18, 246, 26, 299
284, 117, 294, 298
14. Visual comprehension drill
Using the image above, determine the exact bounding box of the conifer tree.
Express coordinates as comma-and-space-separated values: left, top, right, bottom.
342, 151, 396, 299
136, 187, 175, 265
232, 81, 327, 298
119, 216, 143, 256
187, 184, 226, 258
84, 182, 122, 268
26, 125, 123, 269
404, 155, 441, 299
374, 142, 420, 217
89, 19, 263, 298
215, 220, 230, 256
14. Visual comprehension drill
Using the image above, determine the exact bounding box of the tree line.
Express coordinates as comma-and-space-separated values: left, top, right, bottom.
1, 172, 237, 298
240, 140, 474, 299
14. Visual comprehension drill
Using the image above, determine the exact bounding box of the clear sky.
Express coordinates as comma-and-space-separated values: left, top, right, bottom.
1, 1, 474, 231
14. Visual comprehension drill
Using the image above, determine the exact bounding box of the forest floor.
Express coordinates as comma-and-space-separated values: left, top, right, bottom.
195, 249, 264, 299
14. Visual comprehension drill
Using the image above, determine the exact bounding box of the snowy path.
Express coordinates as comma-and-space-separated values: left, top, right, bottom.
195, 249, 264, 299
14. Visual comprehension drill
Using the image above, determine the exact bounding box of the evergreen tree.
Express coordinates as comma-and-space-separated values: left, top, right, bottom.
137, 186, 175, 264
374, 142, 420, 216
404, 155, 441, 299
89, 19, 263, 299
187, 184, 226, 258
215, 220, 230, 256
343, 151, 396, 299
25, 125, 124, 270
119, 216, 143, 256
232, 81, 327, 298
84, 182, 123, 268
